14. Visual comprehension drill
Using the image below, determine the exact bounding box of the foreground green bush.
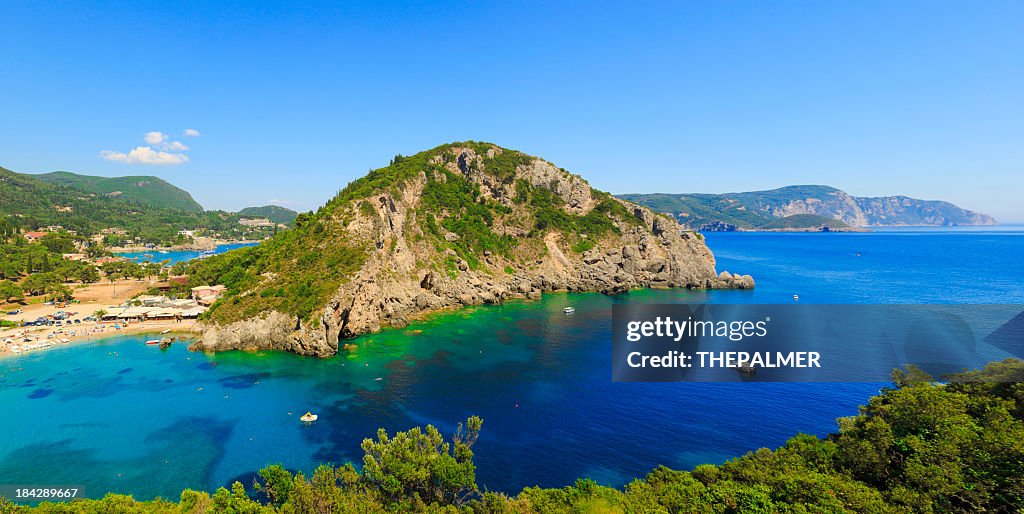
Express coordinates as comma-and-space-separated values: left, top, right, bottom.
8, 360, 1024, 513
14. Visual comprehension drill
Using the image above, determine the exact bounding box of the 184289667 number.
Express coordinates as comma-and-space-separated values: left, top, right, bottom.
0, 485, 83, 501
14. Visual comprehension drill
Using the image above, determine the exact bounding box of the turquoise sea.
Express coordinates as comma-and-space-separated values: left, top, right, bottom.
115, 242, 258, 265
2, 228, 1023, 500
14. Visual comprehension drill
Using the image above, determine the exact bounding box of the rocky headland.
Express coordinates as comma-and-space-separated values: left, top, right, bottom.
189, 143, 753, 357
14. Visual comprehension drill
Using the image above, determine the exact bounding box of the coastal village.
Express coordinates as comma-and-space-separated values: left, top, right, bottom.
0, 279, 228, 356
0, 221, 257, 356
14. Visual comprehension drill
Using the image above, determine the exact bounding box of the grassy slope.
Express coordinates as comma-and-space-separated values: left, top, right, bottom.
34, 171, 204, 212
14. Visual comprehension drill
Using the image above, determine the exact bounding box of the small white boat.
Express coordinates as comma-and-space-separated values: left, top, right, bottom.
145, 339, 160, 345
793, 294, 799, 301
300, 412, 318, 423
161, 329, 171, 334
563, 307, 575, 314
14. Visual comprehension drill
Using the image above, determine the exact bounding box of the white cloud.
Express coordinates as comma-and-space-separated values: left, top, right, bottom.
162, 141, 189, 151
144, 131, 168, 145
100, 146, 190, 165
100, 129, 197, 166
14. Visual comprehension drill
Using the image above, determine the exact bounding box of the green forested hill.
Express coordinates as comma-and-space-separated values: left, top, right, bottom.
238, 205, 299, 225
33, 171, 204, 211
0, 166, 262, 244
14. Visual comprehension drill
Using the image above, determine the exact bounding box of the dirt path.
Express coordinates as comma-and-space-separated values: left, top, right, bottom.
544, 232, 571, 270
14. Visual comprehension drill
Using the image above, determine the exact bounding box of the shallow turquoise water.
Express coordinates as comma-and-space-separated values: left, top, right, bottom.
2, 230, 1023, 500
115, 242, 258, 265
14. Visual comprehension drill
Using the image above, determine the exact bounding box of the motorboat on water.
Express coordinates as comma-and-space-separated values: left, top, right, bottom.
563, 307, 575, 314
145, 339, 161, 345
300, 412, 318, 423
793, 294, 799, 301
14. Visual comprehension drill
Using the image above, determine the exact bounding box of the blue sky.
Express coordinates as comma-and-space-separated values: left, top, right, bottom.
1, 1, 1022, 221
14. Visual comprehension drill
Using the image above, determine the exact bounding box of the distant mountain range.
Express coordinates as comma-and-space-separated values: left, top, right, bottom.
619, 185, 996, 231
33, 171, 204, 212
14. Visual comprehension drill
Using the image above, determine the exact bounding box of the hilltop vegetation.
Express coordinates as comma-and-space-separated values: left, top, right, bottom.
33, 171, 204, 212
237, 205, 299, 226
11, 360, 1024, 512
621, 185, 996, 230
183, 216, 366, 323
0, 166, 274, 245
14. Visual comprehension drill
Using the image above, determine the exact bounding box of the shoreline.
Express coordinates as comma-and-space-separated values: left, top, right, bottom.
108, 239, 261, 254
0, 320, 200, 359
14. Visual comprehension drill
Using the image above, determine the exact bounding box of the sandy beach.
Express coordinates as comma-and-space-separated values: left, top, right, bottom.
0, 278, 201, 357
3, 278, 150, 325
0, 319, 201, 358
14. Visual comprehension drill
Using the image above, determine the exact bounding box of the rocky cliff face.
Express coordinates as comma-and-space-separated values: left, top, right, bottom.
762, 190, 996, 227
191, 143, 752, 357
851, 195, 995, 226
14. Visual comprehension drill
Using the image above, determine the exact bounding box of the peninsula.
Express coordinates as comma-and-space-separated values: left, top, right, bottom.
620, 185, 996, 231
187, 142, 753, 357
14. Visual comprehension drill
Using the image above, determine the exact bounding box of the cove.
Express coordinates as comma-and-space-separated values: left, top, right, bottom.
1, 229, 1022, 500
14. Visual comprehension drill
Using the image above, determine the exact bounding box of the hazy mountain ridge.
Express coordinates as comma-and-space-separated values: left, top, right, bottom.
620, 185, 996, 230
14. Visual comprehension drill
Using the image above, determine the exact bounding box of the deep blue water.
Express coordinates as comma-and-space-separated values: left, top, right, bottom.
705, 227, 1024, 304
115, 242, 259, 265
1, 229, 1023, 500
